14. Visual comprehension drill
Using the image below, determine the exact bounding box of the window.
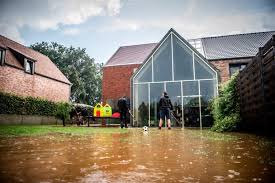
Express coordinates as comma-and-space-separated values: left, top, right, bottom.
173, 35, 194, 80
153, 34, 172, 81
25, 59, 34, 74
0, 49, 5, 66
229, 63, 247, 77
194, 54, 216, 79
132, 29, 218, 128
134, 58, 152, 82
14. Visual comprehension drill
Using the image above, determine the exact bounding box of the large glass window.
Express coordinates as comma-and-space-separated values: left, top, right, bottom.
166, 82, 182, 127
149, 83, 164, 127
153, 35, 172, 81
183, 97, 200, 127
173, 35, 194, 80
182, 81, 198, 96
194, 54, 215, 79
200, 80, 216, 103
134, 58, 152, 82
132, 31, 218, 128
200, 80, 217, 127
134, 84, 149, 127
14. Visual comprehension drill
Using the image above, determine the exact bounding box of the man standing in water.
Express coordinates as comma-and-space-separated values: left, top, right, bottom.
118, 95, 129, 128
159, 91, 173, 130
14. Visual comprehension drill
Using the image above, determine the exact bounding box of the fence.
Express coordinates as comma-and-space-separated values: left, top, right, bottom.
237, 35, 275, 133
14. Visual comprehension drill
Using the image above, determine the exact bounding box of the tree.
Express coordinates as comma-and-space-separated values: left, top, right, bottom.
55, 102, 71, 126
30, 42, 102, 105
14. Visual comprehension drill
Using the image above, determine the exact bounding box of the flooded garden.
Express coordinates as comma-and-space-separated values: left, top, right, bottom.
0, 126, 275, 183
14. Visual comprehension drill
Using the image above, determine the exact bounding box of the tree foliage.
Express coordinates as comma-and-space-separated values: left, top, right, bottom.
55, 102, 71, 126
210, 74, 241, 132
30, 42, 102, 105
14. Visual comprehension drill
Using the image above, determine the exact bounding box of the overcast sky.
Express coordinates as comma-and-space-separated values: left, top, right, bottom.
0, 0, 274, 63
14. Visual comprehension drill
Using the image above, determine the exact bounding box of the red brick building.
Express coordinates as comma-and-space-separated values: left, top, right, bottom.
103, 30, 275, 108
0, 35, 71, 102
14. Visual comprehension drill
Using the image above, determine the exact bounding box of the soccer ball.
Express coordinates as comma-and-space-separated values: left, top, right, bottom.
143, 126, 148, 131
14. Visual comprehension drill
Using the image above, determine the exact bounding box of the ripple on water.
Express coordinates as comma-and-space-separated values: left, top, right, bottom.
213, 175, 225, 181
228, 169, 240, 176
136, 165, 147, 170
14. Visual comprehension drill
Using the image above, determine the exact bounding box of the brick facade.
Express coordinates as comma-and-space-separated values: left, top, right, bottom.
210, 60, 230, 83
102, 64, 140, 102
0, 65, 70, 102
210, 58, 252, 83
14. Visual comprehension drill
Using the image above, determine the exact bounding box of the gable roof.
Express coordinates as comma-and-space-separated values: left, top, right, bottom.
0, 35, 71, 84
132, 28, 219, 82
201, 31, 275, 60
104, 43, 157, 67
104, 30, 275, 67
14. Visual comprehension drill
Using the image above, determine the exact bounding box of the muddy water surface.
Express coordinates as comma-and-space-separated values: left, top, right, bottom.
0, 128, 275, 183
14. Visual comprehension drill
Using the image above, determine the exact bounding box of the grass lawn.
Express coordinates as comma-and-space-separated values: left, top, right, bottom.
0, 125, 128, 137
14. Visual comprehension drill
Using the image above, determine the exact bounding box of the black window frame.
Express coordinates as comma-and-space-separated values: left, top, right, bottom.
0, 49, 5, 66
229, 63, 247, 77
24, 58, 35, 74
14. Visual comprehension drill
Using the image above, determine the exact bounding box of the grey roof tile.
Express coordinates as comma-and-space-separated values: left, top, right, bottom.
104, 43, 157, 67
104, 31, 275, 66
202, 31, 275, 60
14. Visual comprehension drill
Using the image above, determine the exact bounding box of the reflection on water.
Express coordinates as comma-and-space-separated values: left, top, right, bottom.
0, 129, 275, 183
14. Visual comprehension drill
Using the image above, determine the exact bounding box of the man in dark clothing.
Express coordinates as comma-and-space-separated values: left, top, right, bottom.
117, 96, 129, 128
158, 91, 173, 130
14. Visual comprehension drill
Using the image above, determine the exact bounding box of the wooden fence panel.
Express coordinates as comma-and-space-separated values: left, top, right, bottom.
237, 35, 275, 133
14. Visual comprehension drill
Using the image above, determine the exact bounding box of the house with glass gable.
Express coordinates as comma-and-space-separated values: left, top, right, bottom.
102, 28, 275, 127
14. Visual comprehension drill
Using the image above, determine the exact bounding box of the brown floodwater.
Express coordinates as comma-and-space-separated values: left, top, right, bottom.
0, 128, 275, 183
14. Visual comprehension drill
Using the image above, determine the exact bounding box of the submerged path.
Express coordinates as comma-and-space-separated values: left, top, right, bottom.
0, 128, 274, 183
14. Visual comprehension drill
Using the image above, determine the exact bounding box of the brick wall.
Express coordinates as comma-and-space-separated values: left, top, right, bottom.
0, 65, 70, 102
102, 64, 140, 102
210, 60, 230, 83
210, 58, 252, 83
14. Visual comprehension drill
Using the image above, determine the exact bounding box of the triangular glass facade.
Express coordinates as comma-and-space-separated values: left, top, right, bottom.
153, 35, 172, 81
173, 36, 194, 80
132, 29, 218, 128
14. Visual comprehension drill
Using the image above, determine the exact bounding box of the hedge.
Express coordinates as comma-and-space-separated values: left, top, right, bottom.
0, 92, 60, 116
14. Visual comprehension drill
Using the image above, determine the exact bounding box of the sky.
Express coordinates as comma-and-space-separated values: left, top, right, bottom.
0, 0, 275, 64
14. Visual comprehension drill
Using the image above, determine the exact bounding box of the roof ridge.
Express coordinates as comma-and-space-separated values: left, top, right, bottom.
0, 34, 71, 84
120, 42, 157, 48
0, 34, 48, 58
201, 30, 275, 40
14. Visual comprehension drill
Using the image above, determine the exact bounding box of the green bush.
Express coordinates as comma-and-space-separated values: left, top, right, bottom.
0, 92, 69, 117
55, 102, 71, 126
210, 74, 241, 132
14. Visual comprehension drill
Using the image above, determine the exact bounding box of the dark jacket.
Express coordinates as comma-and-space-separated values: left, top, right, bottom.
159, 95, 173, 110
118, 97, 129, 111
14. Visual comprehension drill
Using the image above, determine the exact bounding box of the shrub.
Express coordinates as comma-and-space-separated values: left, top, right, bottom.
55, 102, 71, 126
0, 92, 69, 117
210, 74, 241, 132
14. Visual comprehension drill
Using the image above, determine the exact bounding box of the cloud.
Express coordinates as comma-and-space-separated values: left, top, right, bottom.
99, 19, 139, 32
100, 10, 275, 39
62, 28, 80, 36
0, 0, 122, 42
0, 23, 25, 43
